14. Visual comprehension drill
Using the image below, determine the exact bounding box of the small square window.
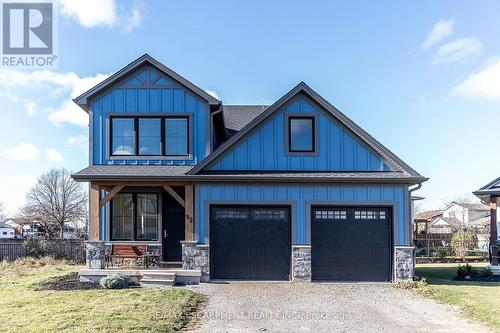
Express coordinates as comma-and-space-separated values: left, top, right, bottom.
288, 116, 315, 153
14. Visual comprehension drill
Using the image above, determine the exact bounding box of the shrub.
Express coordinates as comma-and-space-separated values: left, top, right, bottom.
456, 263, 477, 278
434, 246, 449, 259
478, 267, 493, 278
100, 273, 129, 289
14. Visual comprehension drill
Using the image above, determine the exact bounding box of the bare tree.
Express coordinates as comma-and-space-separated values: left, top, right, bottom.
18, 168, 87, 239
0, 201, 5, 221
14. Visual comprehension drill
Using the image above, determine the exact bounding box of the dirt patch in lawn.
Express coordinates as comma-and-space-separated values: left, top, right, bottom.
33, 272, 100, 291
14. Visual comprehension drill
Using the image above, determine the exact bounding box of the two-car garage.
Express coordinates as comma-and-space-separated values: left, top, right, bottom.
209, 205, 392, 282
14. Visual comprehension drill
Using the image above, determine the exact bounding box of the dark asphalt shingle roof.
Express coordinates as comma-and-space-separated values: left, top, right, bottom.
223, 105, 269, 133
73, 165, 193, 179
72, 166, 421, 183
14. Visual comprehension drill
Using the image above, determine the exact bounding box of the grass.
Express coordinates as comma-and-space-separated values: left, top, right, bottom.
415, 262, 500, 331
0, 257, 207, 333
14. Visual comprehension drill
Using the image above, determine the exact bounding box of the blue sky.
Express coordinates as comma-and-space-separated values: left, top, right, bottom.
1, 0, 500, 215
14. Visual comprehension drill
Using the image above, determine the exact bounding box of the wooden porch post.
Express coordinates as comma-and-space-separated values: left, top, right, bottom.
90, 183, 101, 241
185, 185, 194, 241
490, 196, 499, 265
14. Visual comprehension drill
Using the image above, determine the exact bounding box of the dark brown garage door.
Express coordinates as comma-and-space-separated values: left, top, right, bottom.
311, 206, 392, 282
210, 205, 291, 280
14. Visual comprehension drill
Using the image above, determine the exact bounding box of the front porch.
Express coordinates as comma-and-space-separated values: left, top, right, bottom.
85, 181, 197, 282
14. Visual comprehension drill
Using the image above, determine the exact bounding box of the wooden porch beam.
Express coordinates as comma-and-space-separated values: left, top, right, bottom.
92, 181, 192, 187
184, 185, 194, 241
163, 185, 185, 208
99, 185, 125, 208
90, 183, 101, 241
490, 196, 498, 265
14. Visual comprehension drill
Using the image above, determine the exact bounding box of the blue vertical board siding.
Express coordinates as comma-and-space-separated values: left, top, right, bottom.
90, 66, 209, 165
196, 184, 409, 246
210, 96, 390, 171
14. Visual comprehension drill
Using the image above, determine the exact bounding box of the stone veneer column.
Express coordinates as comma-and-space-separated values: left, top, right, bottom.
292, 245, 311, 282
182, 241, 210, 282
394, 246, 415, 282
85, 241, 106, 269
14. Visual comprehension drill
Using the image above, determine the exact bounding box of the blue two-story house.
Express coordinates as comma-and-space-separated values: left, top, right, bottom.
73, 54, 427, 283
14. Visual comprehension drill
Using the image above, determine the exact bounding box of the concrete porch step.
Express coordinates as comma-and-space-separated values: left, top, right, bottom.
141, 278, 175, 287
141, 271, 176, 281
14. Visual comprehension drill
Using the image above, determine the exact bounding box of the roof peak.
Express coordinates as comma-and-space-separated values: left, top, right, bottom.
73, 54, 220, 111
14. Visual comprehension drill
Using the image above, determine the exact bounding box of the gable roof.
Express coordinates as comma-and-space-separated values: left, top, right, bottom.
189, 82, 426, 181
415, 210, 442, 221
444, 202, 489, 211
474, 176, 500, 198
73, 54, 220, 111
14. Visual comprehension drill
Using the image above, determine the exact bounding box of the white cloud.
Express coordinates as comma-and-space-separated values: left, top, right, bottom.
451, 58, 500, 100
0, 174, 38, 215
44, 148, 64, 163
67, 135, 88, 150
0, 68, 110, 127
205, 89, 220, 100
24, 100, 36, 116
422, 19, 454, 49
60, 0, 143, 33
432, 37, 482, 64
48, 100, 89, 127
3, 143, 40, 161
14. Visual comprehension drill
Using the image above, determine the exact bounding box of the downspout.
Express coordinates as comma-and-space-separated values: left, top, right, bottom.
408, 183, 422, 277
408, 183, 422, 246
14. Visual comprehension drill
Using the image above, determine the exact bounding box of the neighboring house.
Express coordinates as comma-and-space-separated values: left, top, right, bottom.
0, 222, 16, 239
1, 218, 22, 236
442, 202, 489, 224
473, 177, 500, 271
72, 54, 427, 282
415, 202, 490, 235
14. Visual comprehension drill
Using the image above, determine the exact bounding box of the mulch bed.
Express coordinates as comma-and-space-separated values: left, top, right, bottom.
33, 272, 101, 291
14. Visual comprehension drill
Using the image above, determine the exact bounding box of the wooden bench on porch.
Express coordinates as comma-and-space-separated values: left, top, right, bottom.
106, 244, 148, 268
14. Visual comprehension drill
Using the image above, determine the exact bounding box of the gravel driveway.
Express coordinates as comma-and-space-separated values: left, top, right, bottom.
185, 282, 491, 333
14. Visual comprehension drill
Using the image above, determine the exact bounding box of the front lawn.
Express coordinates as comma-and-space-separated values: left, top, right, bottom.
415, 263, 500, 331
0, 257, 206, 333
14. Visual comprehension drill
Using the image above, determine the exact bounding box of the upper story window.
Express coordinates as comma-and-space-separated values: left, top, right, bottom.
111, 118, 135, 155
165, 118, 188, 156
286, 114, 317, 155
139, 118, 161, 155
109, 115, 191, 159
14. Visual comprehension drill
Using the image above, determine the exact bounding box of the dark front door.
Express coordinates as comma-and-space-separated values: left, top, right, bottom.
162, 187, 185, 262
311, 206, 392, 282
210, 205, 291, 280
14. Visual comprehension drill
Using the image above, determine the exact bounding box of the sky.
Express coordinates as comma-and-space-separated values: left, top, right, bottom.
1, 0, 500, 215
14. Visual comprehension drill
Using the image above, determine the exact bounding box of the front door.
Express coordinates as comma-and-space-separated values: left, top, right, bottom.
162, 187, 185, 262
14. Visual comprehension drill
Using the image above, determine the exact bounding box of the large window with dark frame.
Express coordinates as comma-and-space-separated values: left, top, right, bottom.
288, 116, 315, 153
110, 193, 158, 241
110, 115, 189, 157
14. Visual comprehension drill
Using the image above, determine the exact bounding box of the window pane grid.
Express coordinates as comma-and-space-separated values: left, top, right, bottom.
289, 117, 314, 152
110, 116, 189, 157
111, 193, 134, 240
214, 208, 248, 220
314, 210, 347, 220
138, 118, 161, 155
354, 210, 386, 220
111, 193, 158, 241
253, 208, 288, 220
165, 118, 188, 156
112, 118, 134, 155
